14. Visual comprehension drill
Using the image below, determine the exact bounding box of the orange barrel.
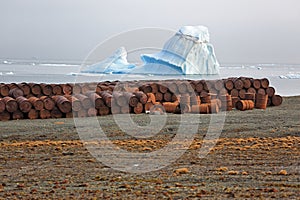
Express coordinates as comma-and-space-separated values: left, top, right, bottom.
236, 100, 253, 111
12, 110, 24, 120
146, 93, 156, 103
0, 84, 10, 97
271, 95, 283, 106
238, 89, 246, 99
244, 93, 256, 102
63, 84, 73, 95
0, 98, 5, 112
247, 87, 256, 94
234, 79, 244, 90
28, 97, 44, 111
260, 78, 269, 89
18, 83, 31, 96
0, 110, 11, 121
3, 97, 18, 113
230, 88, 239, 97
144, 102, 154, 113
27, 109, 39, 119
252, 79, 261, 89
163, 92, 172, 102
155, 92, 163, 102
39, 109, 51, 119
133, 91, 148, 104
224, 79, 234, 91
40, 96, 55, 111
52, 95, 72, 113
255, 94, 268, 109
16, 96, 32, 113
9, 87, 24, 98
180, 94, 190, 105
98, 105, 110, 116
163, 102, 179, 113
266, 87, 275, 97
40, 84, 53, 96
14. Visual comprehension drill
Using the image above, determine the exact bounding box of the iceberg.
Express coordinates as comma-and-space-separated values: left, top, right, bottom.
81, 47, 136, 74
140, 25, 219, 75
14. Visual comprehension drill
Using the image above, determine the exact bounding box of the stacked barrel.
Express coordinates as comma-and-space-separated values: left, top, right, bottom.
0, 77, 283, 121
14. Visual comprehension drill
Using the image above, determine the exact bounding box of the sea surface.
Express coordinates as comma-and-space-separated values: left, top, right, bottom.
0, 59, 300, 97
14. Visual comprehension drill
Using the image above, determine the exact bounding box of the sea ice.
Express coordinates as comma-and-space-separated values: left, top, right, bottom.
81, 47, 136, 74
140, 25, 220, 75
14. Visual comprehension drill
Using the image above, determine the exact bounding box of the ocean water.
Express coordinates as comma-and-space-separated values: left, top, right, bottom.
0, 60, 299, 97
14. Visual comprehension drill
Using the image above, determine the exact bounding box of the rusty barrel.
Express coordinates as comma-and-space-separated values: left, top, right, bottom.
12, 110, 24, 120
123, 92, 139, 107
155, 92, 163, 102
231, 97, 239, 109
51, 106, 63, 118
139, 84, 152, 94
180, 94, 191, 105
27, 109, 39, 119
0, 84, 10, 97
40, 84, 53, 96
87, 92, 105, 109
98, 106, 110, 116
271, 95, 283, 106
190, 95, 200, 105
252, 79, 261, 89
260, 78, 269, 89
234, 79, 244, 90
87, 108, 98, 117
52, 84, 63, 95
64, 95, 82, 112
133, 91, 148, 104
18, 83, 31, 96
224, 79, 234, 91
230, 88, 239, 97
219, 94, 232, 111
28, 97, 44, 111
238, 89, 246, 99
241, 77, 252, 89
163, 102, 179, 113
39, 109, 51, 119
52, 96, 72, 113
0, 98, 5, 112
266, 87, 275, 97
163, 92, 173, 102
3, 97, 18, 113
63, 84, 73, 95
112, 92, 128, 107
16, 96, 32, 113
29, 83, 42, 96
209, 102, 219, 113
244, 92, 256, 102
133, 102, 143, 114
9, 87, 24, 98
236, 100, 254, 111
0, 110, 11, 121
75, 94, 93, 109
255, 94, 268, 109
40, 96, 55, 111
168, 82, 178, 93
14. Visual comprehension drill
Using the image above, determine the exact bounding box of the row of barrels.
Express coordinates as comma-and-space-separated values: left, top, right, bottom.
0, 78, 282, 120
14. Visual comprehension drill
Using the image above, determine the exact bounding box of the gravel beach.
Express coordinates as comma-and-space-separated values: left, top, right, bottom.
0, 96, 299, 199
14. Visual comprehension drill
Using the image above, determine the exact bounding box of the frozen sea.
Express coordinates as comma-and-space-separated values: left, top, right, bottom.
0, 60, 299, 97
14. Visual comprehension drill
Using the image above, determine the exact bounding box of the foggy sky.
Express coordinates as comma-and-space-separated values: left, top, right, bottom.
0, 0, 299, 64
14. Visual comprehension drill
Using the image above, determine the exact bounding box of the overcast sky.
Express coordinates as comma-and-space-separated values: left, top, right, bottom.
0, 0, 299, 64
